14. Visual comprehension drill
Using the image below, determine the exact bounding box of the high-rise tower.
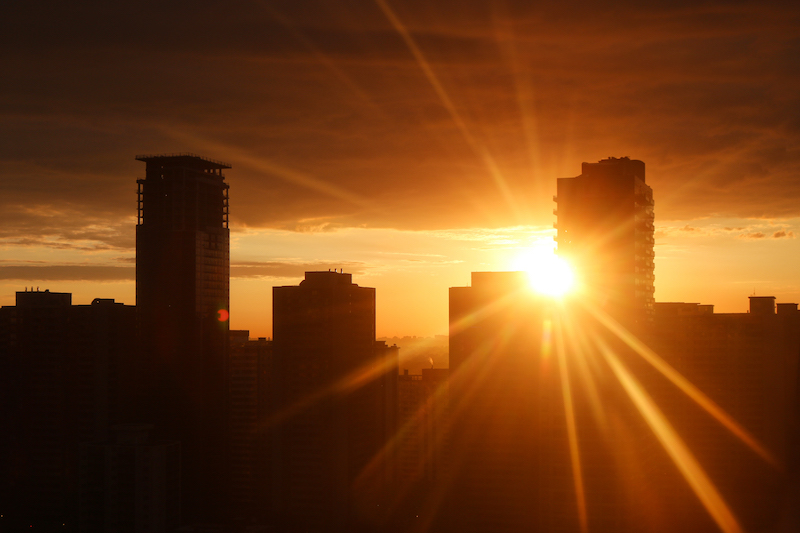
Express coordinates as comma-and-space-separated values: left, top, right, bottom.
135, 153, 230, 521
555, 157, 655, 326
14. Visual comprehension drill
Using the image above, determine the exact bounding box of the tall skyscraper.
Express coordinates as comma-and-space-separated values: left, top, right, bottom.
556, 157, 655, 327
272, 271, 397, 532
135, 153, 231, 521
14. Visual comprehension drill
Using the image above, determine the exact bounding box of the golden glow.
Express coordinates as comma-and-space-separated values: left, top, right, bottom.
512, 247, 575, 296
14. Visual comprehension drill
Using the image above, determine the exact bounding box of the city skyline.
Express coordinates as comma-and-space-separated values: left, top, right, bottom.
3, 1, 800, 337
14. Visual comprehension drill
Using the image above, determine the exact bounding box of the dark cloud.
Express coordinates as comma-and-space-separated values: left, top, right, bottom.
740, 232, 766, 239
2, 0, 800, 239
772, 230, 795, 238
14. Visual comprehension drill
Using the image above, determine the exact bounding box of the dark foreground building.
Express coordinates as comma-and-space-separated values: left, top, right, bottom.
227, 331, 273, 523
0, 290, 136, 529
446, 276, 800, 533
79, 424, 181, 532
647, 297, 800, 533
272, 271, 397, 532
446, 272, 549, 533
135, 153, 231, 522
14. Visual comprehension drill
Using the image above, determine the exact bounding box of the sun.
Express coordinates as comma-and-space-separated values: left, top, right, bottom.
511, 247, 576, 297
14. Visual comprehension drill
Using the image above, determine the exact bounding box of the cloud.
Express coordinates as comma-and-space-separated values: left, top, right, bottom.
1, 0, 800, 242
0, 200, 134, 251
230, 261, 366, 279
657, 219, 799, 242
0, 261, 371, 281
0, 265, 134, 281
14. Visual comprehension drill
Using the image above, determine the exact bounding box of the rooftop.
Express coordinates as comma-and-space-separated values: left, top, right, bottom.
135, 152, 231, 170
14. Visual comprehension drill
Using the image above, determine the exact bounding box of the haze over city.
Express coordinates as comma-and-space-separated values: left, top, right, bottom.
2, 0, 800, 336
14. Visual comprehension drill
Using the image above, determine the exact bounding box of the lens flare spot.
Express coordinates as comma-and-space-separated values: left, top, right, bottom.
217, 309, 229, 322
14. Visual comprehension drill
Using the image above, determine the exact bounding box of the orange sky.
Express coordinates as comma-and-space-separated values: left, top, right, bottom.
2, 1, 800, 337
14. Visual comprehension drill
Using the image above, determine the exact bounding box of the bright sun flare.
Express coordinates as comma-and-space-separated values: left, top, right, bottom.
511, 247, 575, 297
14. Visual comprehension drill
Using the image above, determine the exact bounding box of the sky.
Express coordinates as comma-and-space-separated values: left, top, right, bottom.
2, 0, 799, 338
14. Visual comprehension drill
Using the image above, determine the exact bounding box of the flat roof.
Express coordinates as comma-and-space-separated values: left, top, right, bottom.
135, 152, 231, 170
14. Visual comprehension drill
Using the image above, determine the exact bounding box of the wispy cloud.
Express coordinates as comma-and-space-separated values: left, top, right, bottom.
657, 219, 799, 242
0, 265, 134, 281
231, 261, 366, 279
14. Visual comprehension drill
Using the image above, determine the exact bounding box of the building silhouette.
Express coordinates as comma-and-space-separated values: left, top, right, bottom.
648, 297, 800, 532
271, 271, 397, 532
227, 331, 273, 524
79, 424, 180, 533
556, 157, 655, 327
441, 157, 800, 533
135, 153, 231, 522
396, 368, 449, 484
0, 291, 136, 529
393, 368, 449, 530
446, 272, 547, 533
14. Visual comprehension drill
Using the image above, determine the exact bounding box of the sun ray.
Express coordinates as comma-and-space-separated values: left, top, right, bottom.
448, 289, 521, 337
256, 342, 399, 433
259, 1, 389, 119
595, 337, 744, 533
490, 4, 546, 205
554, 317, 589, 533
160, 130, 376, 211
374, 0, 521, 220
560, 317, 609, 431
581, 299, 780, 468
